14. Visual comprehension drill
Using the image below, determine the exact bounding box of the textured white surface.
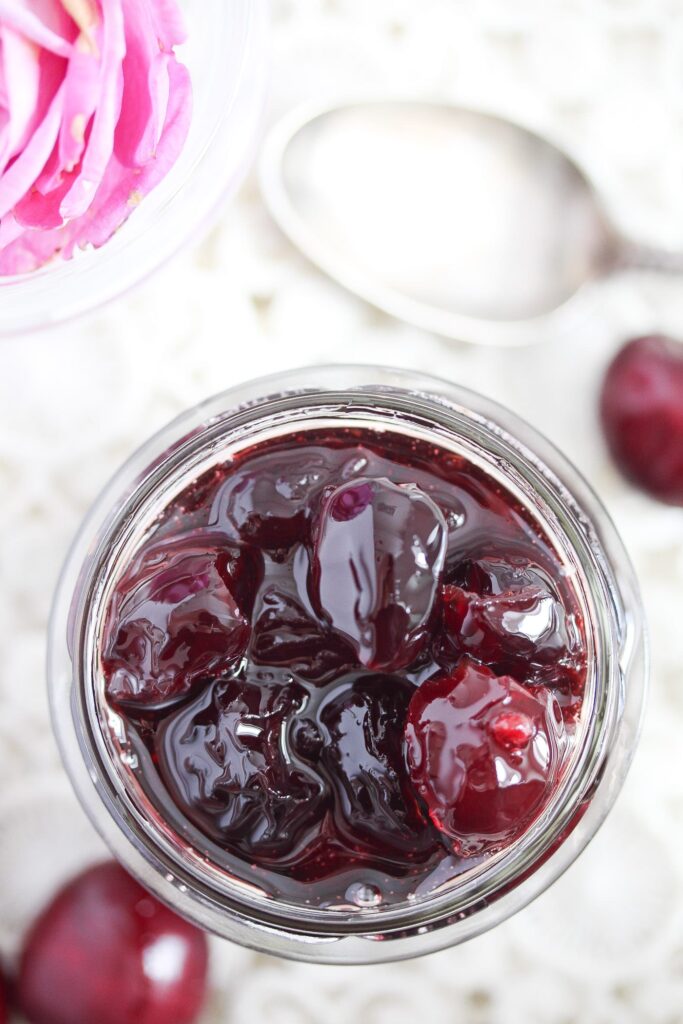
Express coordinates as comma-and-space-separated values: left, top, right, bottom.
1, 1, 683, 1021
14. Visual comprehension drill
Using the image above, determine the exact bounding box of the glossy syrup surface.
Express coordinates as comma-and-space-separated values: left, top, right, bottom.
101, 426, 587, 908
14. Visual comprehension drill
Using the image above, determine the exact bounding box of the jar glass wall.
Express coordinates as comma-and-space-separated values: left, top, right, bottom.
48, 366, 647, 963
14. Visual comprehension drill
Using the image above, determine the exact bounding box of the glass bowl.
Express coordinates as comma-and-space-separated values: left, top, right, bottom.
0, 0, 268, 338
49, 365, 648, 964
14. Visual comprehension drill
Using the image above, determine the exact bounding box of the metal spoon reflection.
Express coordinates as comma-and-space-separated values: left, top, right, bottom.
260, 101, 683, 347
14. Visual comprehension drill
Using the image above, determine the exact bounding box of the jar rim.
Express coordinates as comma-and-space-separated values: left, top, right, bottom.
49, 365, 647, 963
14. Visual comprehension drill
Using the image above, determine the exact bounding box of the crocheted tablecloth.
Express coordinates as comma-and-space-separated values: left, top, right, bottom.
1, 2, 683, 1021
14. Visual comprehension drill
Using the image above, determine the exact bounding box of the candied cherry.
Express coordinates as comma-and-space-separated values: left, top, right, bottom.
157, 677, 326, 863
103, 533, 258, 709
600, 334, 683, 506
18, 862, 208, 1024
405, 659, 566, 856
209, 446, 345, 552
440, 557, 585, 702
249, 582, 357, 685
311, 477, 447, 672
319, 673, 437, 864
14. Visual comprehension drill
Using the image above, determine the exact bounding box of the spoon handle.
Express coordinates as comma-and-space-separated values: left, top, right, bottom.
617, 241, 683, 275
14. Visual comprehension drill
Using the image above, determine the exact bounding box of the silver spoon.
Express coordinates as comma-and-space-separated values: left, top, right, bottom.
259, 100, 683, 347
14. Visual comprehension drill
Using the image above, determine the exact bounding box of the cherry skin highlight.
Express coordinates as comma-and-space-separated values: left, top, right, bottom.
405, 660, 566, 856
17, 862, 208, 1024
600, 334, 683, 506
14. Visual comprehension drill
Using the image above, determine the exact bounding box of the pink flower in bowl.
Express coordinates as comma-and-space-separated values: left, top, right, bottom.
0, 0, 192, 274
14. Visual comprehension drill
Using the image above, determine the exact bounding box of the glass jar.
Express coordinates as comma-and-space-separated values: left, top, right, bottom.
0, 0, 268, 337
49, 366, 647, 964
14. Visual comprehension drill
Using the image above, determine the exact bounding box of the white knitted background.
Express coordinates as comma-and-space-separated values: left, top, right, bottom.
1, 2, 683, 1021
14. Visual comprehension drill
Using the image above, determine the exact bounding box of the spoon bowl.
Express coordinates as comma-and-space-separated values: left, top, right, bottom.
260, 101, 682, 346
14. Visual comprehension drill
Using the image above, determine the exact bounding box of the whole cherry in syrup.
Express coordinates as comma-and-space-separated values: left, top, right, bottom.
405, 659, 566, 857
311, 477, 448, 671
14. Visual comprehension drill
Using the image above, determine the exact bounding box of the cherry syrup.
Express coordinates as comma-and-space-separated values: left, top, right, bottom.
101, 427, 587, 907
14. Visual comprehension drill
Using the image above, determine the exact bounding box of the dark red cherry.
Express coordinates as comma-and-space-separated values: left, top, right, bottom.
209, 447, 345, 552
311, 478, 447, 672
439, 557, 585, 704
17, 862, 208, 1024
319, 673, 437, 863
405, 660, 566, 856
156, 678, 326, 863
600, 335, 683, 505
103, 533, 257, 710
249, 584, 358, 685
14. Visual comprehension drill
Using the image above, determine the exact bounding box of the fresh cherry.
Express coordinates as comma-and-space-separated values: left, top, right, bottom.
439, 557, 585, 705
311, 477, 447, 671
405, 660, 566, 856
103, 533, 256, 709
600, 334, 683, 505
18, 862, 208, 1024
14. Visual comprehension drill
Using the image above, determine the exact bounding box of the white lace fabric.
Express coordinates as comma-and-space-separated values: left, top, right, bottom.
1, 1, 682, 1021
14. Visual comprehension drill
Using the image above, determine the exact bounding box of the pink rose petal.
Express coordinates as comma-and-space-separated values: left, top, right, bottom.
0, 26, 42, 173
60, 0, 126, 220
0, 33, 67, 178
148, 0, 188, 49
57, 25, 102, 175
0, 80, 65, 220
150, 50, 170, 150
0, 210, 23, 249
14, 150, 76, 229
22, 0, 76, 40
116, 0, 169, 167
0, 1, 73, 58
0, 213, 66, 273
58, 0, 99, 42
